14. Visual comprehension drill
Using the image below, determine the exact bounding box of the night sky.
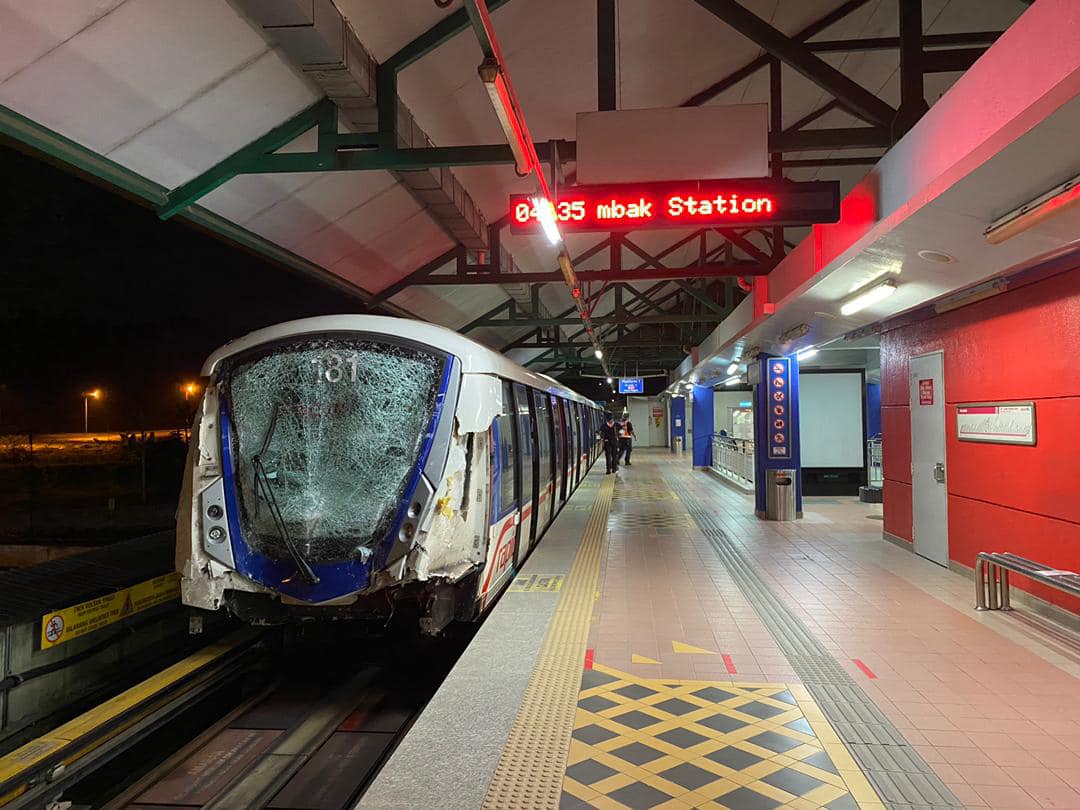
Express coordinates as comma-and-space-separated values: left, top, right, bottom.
0, 144, 367, 433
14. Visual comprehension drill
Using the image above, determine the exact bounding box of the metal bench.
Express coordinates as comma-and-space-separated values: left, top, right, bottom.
975, 552, 1080, 611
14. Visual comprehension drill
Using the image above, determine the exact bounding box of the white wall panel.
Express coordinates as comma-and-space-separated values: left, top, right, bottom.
799, 372, 864, 468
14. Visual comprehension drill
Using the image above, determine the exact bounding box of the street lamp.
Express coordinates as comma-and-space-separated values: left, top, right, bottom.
182, 382, 200, 400
82, 389, 101, 433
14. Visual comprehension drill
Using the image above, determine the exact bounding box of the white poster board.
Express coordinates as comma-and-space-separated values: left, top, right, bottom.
956, 402, 1036, 445
576, 105, 768, 184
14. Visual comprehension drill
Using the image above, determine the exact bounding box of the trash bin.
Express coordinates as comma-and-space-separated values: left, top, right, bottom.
673, 436, 683, 453
765, 469, 796, 521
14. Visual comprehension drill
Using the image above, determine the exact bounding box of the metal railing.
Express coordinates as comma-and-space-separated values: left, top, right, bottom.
975, 552, 1080, 611
866, 437, 883, 488
710, 434, 755, 488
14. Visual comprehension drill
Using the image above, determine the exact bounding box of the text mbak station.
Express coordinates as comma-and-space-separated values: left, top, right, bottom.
508, 179, 840, 235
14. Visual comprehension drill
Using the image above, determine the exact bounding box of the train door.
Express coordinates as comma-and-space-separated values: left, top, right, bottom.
572, 403, 583, 485
482, 380, 519, 605
535, 393, 555, 530
551, 394, 566, 506
512, 383, 537, 555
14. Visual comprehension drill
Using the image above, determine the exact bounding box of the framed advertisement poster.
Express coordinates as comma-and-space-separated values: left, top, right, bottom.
956, 401, 1036, 445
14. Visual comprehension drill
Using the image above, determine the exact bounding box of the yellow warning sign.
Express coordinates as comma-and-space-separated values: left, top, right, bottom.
40, 573, 180, 650
508, 574, 564, 593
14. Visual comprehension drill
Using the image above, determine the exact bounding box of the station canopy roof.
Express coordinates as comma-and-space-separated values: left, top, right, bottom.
0, 0, 1030, 381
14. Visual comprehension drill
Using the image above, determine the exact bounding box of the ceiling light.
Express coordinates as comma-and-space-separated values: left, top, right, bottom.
985, 173, 1080, 244
478, 59, 532, 175
723, 376, 740, 386
531, 195, 562, 245
725, 362, 739, 375
917, 249, 955, 264
606, 376, 613, 383
933, 278, 1008, 314
796, 347, 818, 361
594, 349, 603, 359
840, 279, 897, 316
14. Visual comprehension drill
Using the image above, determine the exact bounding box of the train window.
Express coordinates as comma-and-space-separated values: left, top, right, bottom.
512, 383, 534, 512
497, 380, 517, 515
224, 337, 446, 563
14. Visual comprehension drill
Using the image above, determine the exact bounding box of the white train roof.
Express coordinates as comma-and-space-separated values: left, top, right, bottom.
201, 315, 599, 408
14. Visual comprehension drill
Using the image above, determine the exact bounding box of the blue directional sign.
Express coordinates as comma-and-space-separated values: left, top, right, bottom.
618, 378, 644, 394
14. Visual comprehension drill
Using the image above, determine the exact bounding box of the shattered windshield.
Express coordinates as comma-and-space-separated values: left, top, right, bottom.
224, 336, 446, 564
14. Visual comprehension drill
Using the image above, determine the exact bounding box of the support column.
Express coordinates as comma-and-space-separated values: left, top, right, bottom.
753, 354, 802, 518
691, 384, 714, 468
670, 396, 686, 453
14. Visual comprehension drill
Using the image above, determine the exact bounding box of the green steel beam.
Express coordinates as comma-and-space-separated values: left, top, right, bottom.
385, 0, 515, 72
158, 99, 337, 220
597, 0, 617, 111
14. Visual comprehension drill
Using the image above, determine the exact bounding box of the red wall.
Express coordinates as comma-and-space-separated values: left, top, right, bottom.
881, 263, 1080, 611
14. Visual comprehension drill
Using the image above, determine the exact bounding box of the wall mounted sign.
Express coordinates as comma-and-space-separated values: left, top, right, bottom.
767, 357, 791, 459
956, 401, 1036, 445
508, 179, 840, 235
618, 377, 644, 394
918, 379, 934, 405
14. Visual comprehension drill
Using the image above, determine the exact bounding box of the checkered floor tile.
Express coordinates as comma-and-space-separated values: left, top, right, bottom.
561, 663, 867, 809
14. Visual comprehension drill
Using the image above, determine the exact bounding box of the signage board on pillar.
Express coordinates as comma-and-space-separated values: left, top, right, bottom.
766, 357, 792, 460
618, 377, 644, 394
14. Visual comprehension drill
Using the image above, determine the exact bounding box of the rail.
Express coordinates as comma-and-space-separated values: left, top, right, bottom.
866, 437, 883, 488
710, 434, 755, 489
975, 552, 1080, 611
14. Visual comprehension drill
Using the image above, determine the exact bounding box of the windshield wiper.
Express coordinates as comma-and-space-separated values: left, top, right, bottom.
251, 405, 319, 586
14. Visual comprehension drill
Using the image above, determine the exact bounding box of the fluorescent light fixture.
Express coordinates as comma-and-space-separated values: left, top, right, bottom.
796, 347, 818, 361
531, 195, 562, 245
985, 173, 1080, 244
478, 59, 532, 175
840, 279, 897, 316
724, 376, 741, 386
933, 279, 1008, 314
726, 362, 739, 375
594, 349, 603, 359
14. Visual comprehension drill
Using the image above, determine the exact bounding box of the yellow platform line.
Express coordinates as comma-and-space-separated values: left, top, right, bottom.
482, 475, 614, 809
0, 629, 257, 805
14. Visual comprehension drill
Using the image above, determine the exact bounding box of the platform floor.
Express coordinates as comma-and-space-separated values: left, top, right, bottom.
363, 450, 1080, 810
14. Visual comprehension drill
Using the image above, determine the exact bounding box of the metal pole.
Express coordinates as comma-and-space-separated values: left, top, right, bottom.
1000, 569, 1011, 610
988, 563, 1001, 610
974, 557, 986, 610
83, 396, 88, 433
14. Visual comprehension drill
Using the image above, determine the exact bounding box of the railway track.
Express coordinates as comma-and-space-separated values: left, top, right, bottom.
0, 622, 471, 810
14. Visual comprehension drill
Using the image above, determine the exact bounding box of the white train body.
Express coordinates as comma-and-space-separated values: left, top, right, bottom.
176, 316, 600, 632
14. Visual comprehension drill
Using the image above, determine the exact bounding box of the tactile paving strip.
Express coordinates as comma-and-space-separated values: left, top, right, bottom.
663, 470, 964, 810
481, 475, 615, 810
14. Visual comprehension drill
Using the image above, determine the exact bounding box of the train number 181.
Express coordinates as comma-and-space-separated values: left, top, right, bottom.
310, 353, 358, 383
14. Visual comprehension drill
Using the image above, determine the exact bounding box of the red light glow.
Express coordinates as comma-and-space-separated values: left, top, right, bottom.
508, 179, 839, 235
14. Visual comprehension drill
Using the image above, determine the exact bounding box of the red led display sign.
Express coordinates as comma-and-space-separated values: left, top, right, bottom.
508, 178, 840, 235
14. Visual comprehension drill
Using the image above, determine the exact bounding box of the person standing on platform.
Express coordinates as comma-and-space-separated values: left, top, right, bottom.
601, 413, 620, 474
619, 415, 636, 466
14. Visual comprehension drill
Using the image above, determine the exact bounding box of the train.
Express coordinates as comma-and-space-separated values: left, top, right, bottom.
176, 315, 602, 633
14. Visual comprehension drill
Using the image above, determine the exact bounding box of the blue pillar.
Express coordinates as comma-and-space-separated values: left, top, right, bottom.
866, 382, 882, 438
753, 354, 802, 517
691, 384, 714, 467
670, 396, 686, 451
